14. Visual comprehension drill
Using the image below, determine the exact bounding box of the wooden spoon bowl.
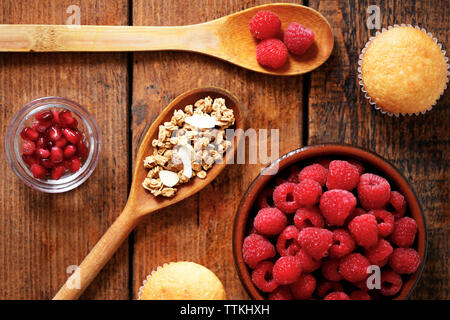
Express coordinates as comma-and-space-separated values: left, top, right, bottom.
130, 87, 243, 212
233, 144, 427, 300
53, 87, 243, 299
218, 3, 334, 75
0, 3, 333, 76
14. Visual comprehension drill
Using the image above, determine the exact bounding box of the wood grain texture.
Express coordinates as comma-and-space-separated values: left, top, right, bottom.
0, 0, 448, 300
308, 0, 449, 299
131, 0, 305, 300
0, 0, 130, 299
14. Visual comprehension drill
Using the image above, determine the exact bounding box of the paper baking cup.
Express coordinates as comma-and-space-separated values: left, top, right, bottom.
358, 24, 450, 117
136, 263, 168, 300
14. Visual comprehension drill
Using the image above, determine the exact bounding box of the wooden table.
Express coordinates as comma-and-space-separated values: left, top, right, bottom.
0, 0, 448, 300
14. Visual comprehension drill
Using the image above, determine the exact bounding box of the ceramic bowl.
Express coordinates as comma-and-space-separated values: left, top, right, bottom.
233, 144, 427, 300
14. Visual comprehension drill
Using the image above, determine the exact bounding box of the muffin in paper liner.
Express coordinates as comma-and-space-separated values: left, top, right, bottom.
358, 24, 449, 116
137, 261, 227, 300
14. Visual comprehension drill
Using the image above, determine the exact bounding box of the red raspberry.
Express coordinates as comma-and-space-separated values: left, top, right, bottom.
391, 217, 417, 248
290, 274, 316, 300
316, 158, 331, 169
322, 258, 343, 282
249, 10, 281, 40
389, 191, 407, 220
276, 166, 300, 185
326, 160, 360, 191
268, 286, 293, 300
389, 248, 421, 274
286, 166, 300, 183
324, 292, 351, 300
346, 207, 367, 225
253, 207, 287, 236
283, 22, 315, 55
320, 189, 357, 226
297, 227, 333, 260
329, 229, 355, 258
352, 280, 369, 291
273, 256, 303, 285
339, 253, 370, 282
298, 163, 328, 186
317, 281, 344, 298
293, 206, 324, 230
370, 209, 395, 237
242, 234, 276, 268
348, 160, 365, 175
365, 239, 393, 267
275, 178, 288, 185
350, 290, 371, 300
256, 187, 274, 209
273, 182, 300, 213
276, 226, 300, 256
348, 214, 378, 249
256, 39, 288, 69
357, 173, 391, 210
380, 270, 403, 296
251, 261, 279, 292
295, 248, 321, 273
293, 179, 322, 206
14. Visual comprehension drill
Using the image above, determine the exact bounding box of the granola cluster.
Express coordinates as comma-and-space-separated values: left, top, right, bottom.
142, 96, 235, 197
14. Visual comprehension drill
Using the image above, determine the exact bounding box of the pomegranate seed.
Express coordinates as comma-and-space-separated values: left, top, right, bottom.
36, 136, 51, 149
32, 121, 51, 133
55, 137, 68, 148
63, 159, 71, 170
47, 126, 62, 142
74, 129, 83, 140
51, 165, 66, 180
51, 109, 61, 125
63, 144, 77, 159
20, 127, 28, 140
59, 110, 75, 126
50, 146, 63, 163
77, 140, 89, 158
59, 109, 71, 117
35, 110, 53, 122
22, 140, 36, 155
66, 117, 79, 129
68, 157, 81, 173
36, 148, 51, 159
62, 128, 80, 145
40, 158, 55, 169
22, 154, 39, 166
30, 164, 47, 179
36, 137, 44, 148
20, 127, 39, 141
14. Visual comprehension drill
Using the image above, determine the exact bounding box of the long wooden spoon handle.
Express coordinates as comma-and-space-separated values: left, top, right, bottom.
53, 207, 141, 300
0, 24, 218, 52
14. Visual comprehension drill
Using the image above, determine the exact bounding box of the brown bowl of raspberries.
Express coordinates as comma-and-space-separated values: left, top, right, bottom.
233, 144, 427, 300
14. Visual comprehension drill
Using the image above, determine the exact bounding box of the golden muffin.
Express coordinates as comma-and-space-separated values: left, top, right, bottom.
360, 26, 448, 115
138, 261, 227, 300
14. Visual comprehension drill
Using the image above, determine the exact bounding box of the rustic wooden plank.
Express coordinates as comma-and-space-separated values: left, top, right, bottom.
308, 0, 449, 299
0, 0, 130, 299
131, 0, 305, 299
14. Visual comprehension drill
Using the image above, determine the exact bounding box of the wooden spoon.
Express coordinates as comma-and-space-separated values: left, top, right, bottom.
52, 87, 243, 299
0, 3, 333, 76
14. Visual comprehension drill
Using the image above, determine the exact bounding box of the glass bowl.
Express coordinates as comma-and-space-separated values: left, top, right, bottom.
5, 97, 101, 193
